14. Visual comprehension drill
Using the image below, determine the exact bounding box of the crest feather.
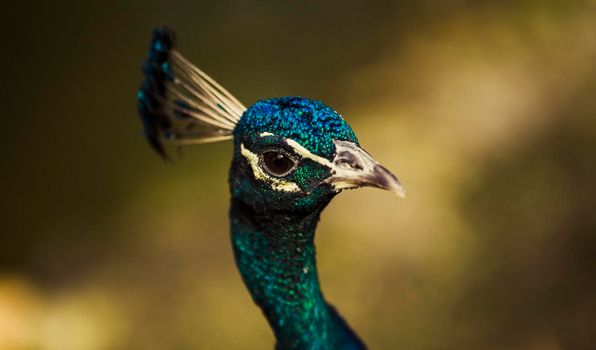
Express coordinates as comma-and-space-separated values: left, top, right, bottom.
137, 27, 245, 159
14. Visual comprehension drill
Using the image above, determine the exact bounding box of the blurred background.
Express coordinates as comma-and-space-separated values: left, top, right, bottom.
1, 1, 595, 349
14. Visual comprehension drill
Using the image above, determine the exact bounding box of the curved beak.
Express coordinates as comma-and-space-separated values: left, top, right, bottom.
324, 140, 405, 198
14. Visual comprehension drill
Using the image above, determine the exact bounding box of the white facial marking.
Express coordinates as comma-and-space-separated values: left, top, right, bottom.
285, 138, 378, 192
240, 143, 300, 192
252, 132, 403, 196
284, 138, 332, 167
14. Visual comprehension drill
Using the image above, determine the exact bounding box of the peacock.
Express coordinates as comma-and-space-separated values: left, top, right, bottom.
137, 27, 405, 350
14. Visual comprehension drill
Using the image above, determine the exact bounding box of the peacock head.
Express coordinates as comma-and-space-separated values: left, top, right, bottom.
230, 97, 404, 213
138, 27, 404, 214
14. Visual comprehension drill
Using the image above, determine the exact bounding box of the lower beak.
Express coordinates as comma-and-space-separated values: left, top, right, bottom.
325, 140, 405, 198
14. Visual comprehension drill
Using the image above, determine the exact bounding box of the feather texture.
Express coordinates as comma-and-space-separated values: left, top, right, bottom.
137, 27, 246, 159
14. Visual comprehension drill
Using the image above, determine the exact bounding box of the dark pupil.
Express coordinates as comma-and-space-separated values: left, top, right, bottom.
263, 151, 293, 176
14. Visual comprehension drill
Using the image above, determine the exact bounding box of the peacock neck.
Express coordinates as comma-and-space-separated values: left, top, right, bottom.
229, 198, 366, 350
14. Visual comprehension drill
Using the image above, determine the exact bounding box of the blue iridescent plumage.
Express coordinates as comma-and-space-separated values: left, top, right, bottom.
236, 97, 359, 158
137, 27, 404, 350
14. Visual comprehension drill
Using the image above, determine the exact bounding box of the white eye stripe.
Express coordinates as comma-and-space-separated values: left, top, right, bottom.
240, 143, 300, 192
248, 133, 404, 195
283, 139, 332, 168
257, 132, 332, 167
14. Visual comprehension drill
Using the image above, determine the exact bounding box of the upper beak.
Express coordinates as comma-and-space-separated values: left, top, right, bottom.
324, 140, 405, 198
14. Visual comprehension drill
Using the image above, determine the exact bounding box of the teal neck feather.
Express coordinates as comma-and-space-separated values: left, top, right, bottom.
230, 199, 366, 350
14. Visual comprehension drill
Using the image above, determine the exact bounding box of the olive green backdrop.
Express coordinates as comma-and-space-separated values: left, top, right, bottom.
1, 1, 595, 349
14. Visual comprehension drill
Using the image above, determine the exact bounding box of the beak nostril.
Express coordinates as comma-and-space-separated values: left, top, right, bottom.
335, 151, 364, 170
336, 158, 363, 170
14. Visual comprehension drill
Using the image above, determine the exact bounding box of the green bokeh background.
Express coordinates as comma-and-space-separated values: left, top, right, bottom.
1, 1, 595, 349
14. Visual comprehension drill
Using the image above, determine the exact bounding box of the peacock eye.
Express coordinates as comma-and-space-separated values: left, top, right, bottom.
261, 150, 296, 177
